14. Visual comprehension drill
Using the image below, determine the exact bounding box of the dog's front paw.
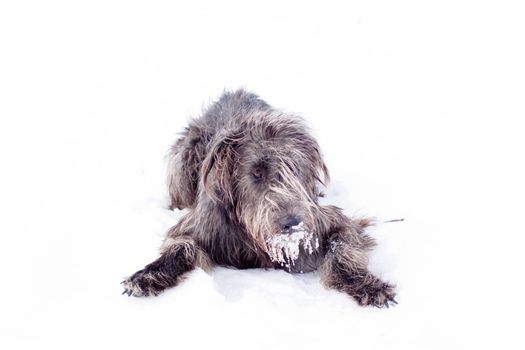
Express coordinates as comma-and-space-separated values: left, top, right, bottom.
354, 281, 397, 308
121, 268, 165, 297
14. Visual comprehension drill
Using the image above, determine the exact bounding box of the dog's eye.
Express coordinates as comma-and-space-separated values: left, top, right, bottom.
252, 168, 263, 181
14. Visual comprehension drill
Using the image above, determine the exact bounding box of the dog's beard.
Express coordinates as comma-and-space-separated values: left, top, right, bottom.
265, 222, 319, 269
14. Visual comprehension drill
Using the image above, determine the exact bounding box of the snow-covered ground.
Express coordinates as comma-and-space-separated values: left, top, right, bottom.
1, 1, 524, 349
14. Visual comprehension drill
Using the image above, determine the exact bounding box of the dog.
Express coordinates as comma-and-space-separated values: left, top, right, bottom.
122, 89, 396, 307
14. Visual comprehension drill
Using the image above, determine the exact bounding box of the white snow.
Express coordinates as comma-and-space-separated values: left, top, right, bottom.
1, 1, 525, 349
266, 222, 318, 269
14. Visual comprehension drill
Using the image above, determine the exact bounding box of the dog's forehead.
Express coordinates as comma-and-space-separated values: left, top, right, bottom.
241, 139, 303, 163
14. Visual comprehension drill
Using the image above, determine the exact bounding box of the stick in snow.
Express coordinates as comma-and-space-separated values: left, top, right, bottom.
383, 218, 405, 223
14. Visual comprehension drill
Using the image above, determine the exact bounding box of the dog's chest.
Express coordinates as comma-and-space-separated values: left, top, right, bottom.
197, 228, 268, 269
192, 205, 270, 268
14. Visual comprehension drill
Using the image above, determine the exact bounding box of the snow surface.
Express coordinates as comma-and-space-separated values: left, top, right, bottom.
1, 1, 525, 349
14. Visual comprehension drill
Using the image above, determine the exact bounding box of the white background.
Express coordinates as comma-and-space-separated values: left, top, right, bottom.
1, 1, 524, 349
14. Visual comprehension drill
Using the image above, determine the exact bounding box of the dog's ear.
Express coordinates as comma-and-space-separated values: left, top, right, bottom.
316, 154, 330, 186
311, 142, 330, 187
201, 131, 240, 204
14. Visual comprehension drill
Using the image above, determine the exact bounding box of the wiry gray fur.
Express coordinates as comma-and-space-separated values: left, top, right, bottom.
122, 89, 396, 307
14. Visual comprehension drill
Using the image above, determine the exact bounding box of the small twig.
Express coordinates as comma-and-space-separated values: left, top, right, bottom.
383, 218, 405, 223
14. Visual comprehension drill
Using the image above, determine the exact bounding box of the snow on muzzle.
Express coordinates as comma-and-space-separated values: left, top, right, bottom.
266, 222, 319, 269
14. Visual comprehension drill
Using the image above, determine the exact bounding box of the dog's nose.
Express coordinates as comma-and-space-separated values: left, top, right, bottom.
278, 215, 302, 231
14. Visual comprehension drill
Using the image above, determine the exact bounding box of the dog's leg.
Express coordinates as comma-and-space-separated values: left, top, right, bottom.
122, 236, 211, 297
319, 206, 396, 308
321, 240, 397, 307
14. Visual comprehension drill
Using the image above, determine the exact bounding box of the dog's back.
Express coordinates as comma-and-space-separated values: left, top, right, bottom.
201, 89, 271, 131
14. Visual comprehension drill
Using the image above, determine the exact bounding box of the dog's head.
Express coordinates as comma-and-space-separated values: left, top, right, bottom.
201, 112, 329, 263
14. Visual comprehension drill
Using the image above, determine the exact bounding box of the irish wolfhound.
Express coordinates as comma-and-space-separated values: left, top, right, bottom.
122, 89, 396, 307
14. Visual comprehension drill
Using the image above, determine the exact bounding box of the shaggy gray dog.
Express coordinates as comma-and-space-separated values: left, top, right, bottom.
122, 89, 396, 307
